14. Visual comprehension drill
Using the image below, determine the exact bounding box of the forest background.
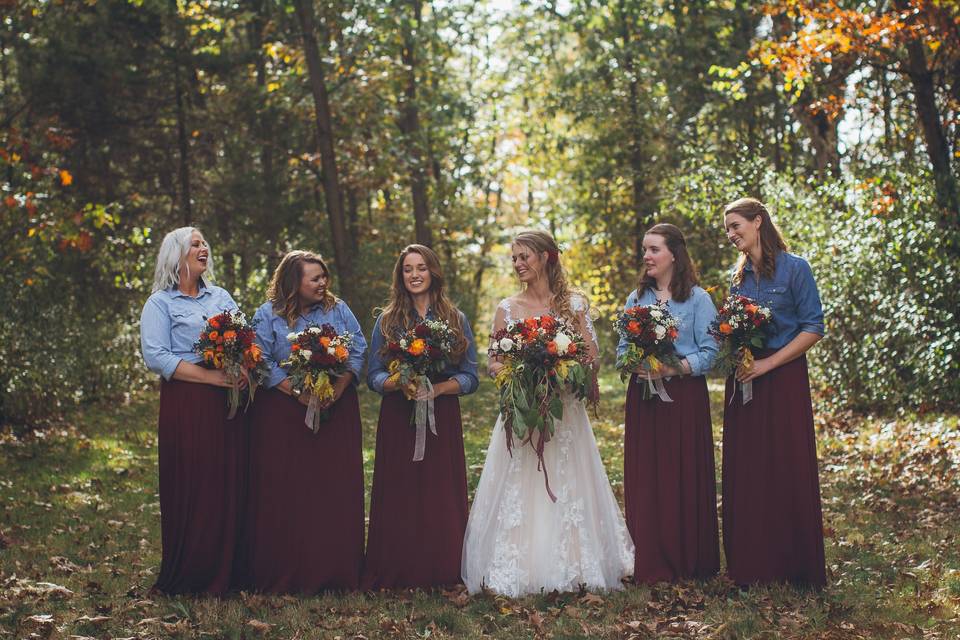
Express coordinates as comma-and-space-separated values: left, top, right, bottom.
2, 0, 960, 424
3, 1, 960, 638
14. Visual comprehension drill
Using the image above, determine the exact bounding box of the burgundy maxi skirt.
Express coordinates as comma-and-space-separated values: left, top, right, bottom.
361, 389, 469, 590
243, 385, 364, 593
623, 374, 720, 584
155, 379, 247, 595
722, 353, 826, 587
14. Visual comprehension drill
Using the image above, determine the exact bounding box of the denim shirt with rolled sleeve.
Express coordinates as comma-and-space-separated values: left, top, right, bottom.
366, 310, 479, 396
252, 299, 367, 388
730, 251, 825, 350
615, 285, 719, 377
140, 284, 239, 380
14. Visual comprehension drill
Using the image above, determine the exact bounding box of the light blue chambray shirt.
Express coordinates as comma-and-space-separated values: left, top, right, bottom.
366, 310, 479, 396
730, 251, 825, 350
252, 299, 367, 388
615, 285, 719, 377
140, 284, 239, 380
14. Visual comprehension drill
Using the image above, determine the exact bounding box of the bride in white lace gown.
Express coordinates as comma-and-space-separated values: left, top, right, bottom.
461, 230, 634, 597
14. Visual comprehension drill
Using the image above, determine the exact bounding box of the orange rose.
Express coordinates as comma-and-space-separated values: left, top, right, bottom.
319, 336, 331, 348
525, 318, 538, 331
546, 341, 558, 355
334, 345, 349, 361
567, 343, 578, 355
745, 304, 758, 315
209, 318, 221, 329
291, 343, 301, 351
627, 320, 641, 334
719, 322, 732, 335
223, 330, 237, 341
409, 339, 426, 356
209, 330, 219, 340
540, 315, 555, 331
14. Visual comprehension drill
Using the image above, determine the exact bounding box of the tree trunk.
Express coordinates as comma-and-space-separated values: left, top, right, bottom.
397, 0, 432, 247
293, 0, 356, 300
171, 0, 192, 226
898, 9, 959, 225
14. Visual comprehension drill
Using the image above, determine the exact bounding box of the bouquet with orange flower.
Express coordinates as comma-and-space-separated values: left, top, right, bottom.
194, 310, 268, 419
709, 294, 773, 404
282, 323, 353, 432
615, 301, 682, 401
488, 314, 591, 501
384, 319, 456, 461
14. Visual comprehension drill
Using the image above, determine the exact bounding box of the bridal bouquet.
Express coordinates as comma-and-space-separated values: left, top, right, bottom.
614, 301, 682, 402
488, 314, 592, 501
194, 310, 268, 419
282, 324, 353, 432
708, 294, 773, 404
384, 319, 456, 461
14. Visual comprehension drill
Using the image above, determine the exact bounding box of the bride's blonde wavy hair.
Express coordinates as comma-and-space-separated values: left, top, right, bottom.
512, 229, 586, 323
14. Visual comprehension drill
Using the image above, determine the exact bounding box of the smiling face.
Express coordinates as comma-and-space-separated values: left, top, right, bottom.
724, 212, 762, 254
402, 251, 432, 296
181, 230, 209, 279
642, 232, 674, 283
297, 261, 329, 307
511, 242, 547, 285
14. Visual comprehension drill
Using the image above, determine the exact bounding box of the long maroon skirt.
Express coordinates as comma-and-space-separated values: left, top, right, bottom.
155, 379, 247, 595
243, 385, 364, 593
362, 389, 468, 590
722, 352, 826, 587
623, 374, 720, 584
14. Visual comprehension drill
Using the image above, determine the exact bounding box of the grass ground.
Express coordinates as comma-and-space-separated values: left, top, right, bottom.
1, 374, 958, 639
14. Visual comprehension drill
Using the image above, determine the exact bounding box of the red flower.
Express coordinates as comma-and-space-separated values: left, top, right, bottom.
428, 346, 443, 360
414, 323, 431, 338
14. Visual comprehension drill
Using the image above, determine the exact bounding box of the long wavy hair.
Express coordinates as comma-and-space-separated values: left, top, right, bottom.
151, 226, 215, 293
637, 223, 699, 302
724, 197, 788, 285
377, 244, 469, 362
267, 250, 338, 327
512, 229, 586, 323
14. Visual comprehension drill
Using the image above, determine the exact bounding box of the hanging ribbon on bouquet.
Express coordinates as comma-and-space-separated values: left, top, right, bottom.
645, 375, 674, 403
728, 347, 755, 406
412, 376, 437, 462
303, 371, 335, 433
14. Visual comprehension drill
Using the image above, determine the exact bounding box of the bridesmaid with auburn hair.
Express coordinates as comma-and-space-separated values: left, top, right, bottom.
362, 244, 478, 590
721, 198, 826, 587
243, 250, 367, 593
140, 226, 246, 595
618, 223, 720, 584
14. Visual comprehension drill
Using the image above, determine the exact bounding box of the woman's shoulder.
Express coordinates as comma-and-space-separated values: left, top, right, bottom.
569, 291, 590, 312
253, 300, 277, 318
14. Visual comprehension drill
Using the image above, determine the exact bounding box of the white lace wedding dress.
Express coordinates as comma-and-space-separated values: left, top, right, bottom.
461, 295, 634, 597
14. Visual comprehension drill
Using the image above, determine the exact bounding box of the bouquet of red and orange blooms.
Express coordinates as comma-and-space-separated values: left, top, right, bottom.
384, 319, 456, 461
194, 310, 268, 419
708, 294, 773, 404
614, 301, 682, 401
282, 324, 353, 432
488, 314, 592, 501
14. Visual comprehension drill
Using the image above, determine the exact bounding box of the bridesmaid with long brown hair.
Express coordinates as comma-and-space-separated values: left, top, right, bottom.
362, 244, 478, 590
617, 223, 720, 584
244, 250, 367, 593
721, 198, 826, 587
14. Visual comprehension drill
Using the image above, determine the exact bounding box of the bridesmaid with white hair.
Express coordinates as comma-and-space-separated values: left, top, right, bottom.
140, 226, 246, 595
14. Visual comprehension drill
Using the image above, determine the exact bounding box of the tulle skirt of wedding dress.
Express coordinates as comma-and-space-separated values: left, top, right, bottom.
461, 393, 635, 597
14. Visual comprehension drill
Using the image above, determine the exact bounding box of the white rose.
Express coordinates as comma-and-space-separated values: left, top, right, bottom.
300, 349, 312, 359
400, 339, 408, 349
286, 332, 297, 342
655, 325, 666, 340
650, 307, 663, 318
554, 332, 572, 353
308, 326, 321, 334
327, 347, 336, 355
499, 337, 515, 352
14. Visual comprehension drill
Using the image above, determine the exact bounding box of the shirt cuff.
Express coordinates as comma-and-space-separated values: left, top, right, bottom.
450, 373, 477, 395
799, 323, 825, 336
160, 357, 182, 381
266, 367, 288, 389
368, 371, 390, 394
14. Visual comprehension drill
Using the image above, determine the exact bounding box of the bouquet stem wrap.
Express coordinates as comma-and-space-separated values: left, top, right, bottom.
225, 369, 255, 420
304, 371, 335, 433
645, 375, 674, 403
412, 377, 438, 462
729, 347, 755, 406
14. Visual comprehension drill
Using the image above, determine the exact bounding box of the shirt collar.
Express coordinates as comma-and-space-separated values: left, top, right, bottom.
170, 282, 211, 300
